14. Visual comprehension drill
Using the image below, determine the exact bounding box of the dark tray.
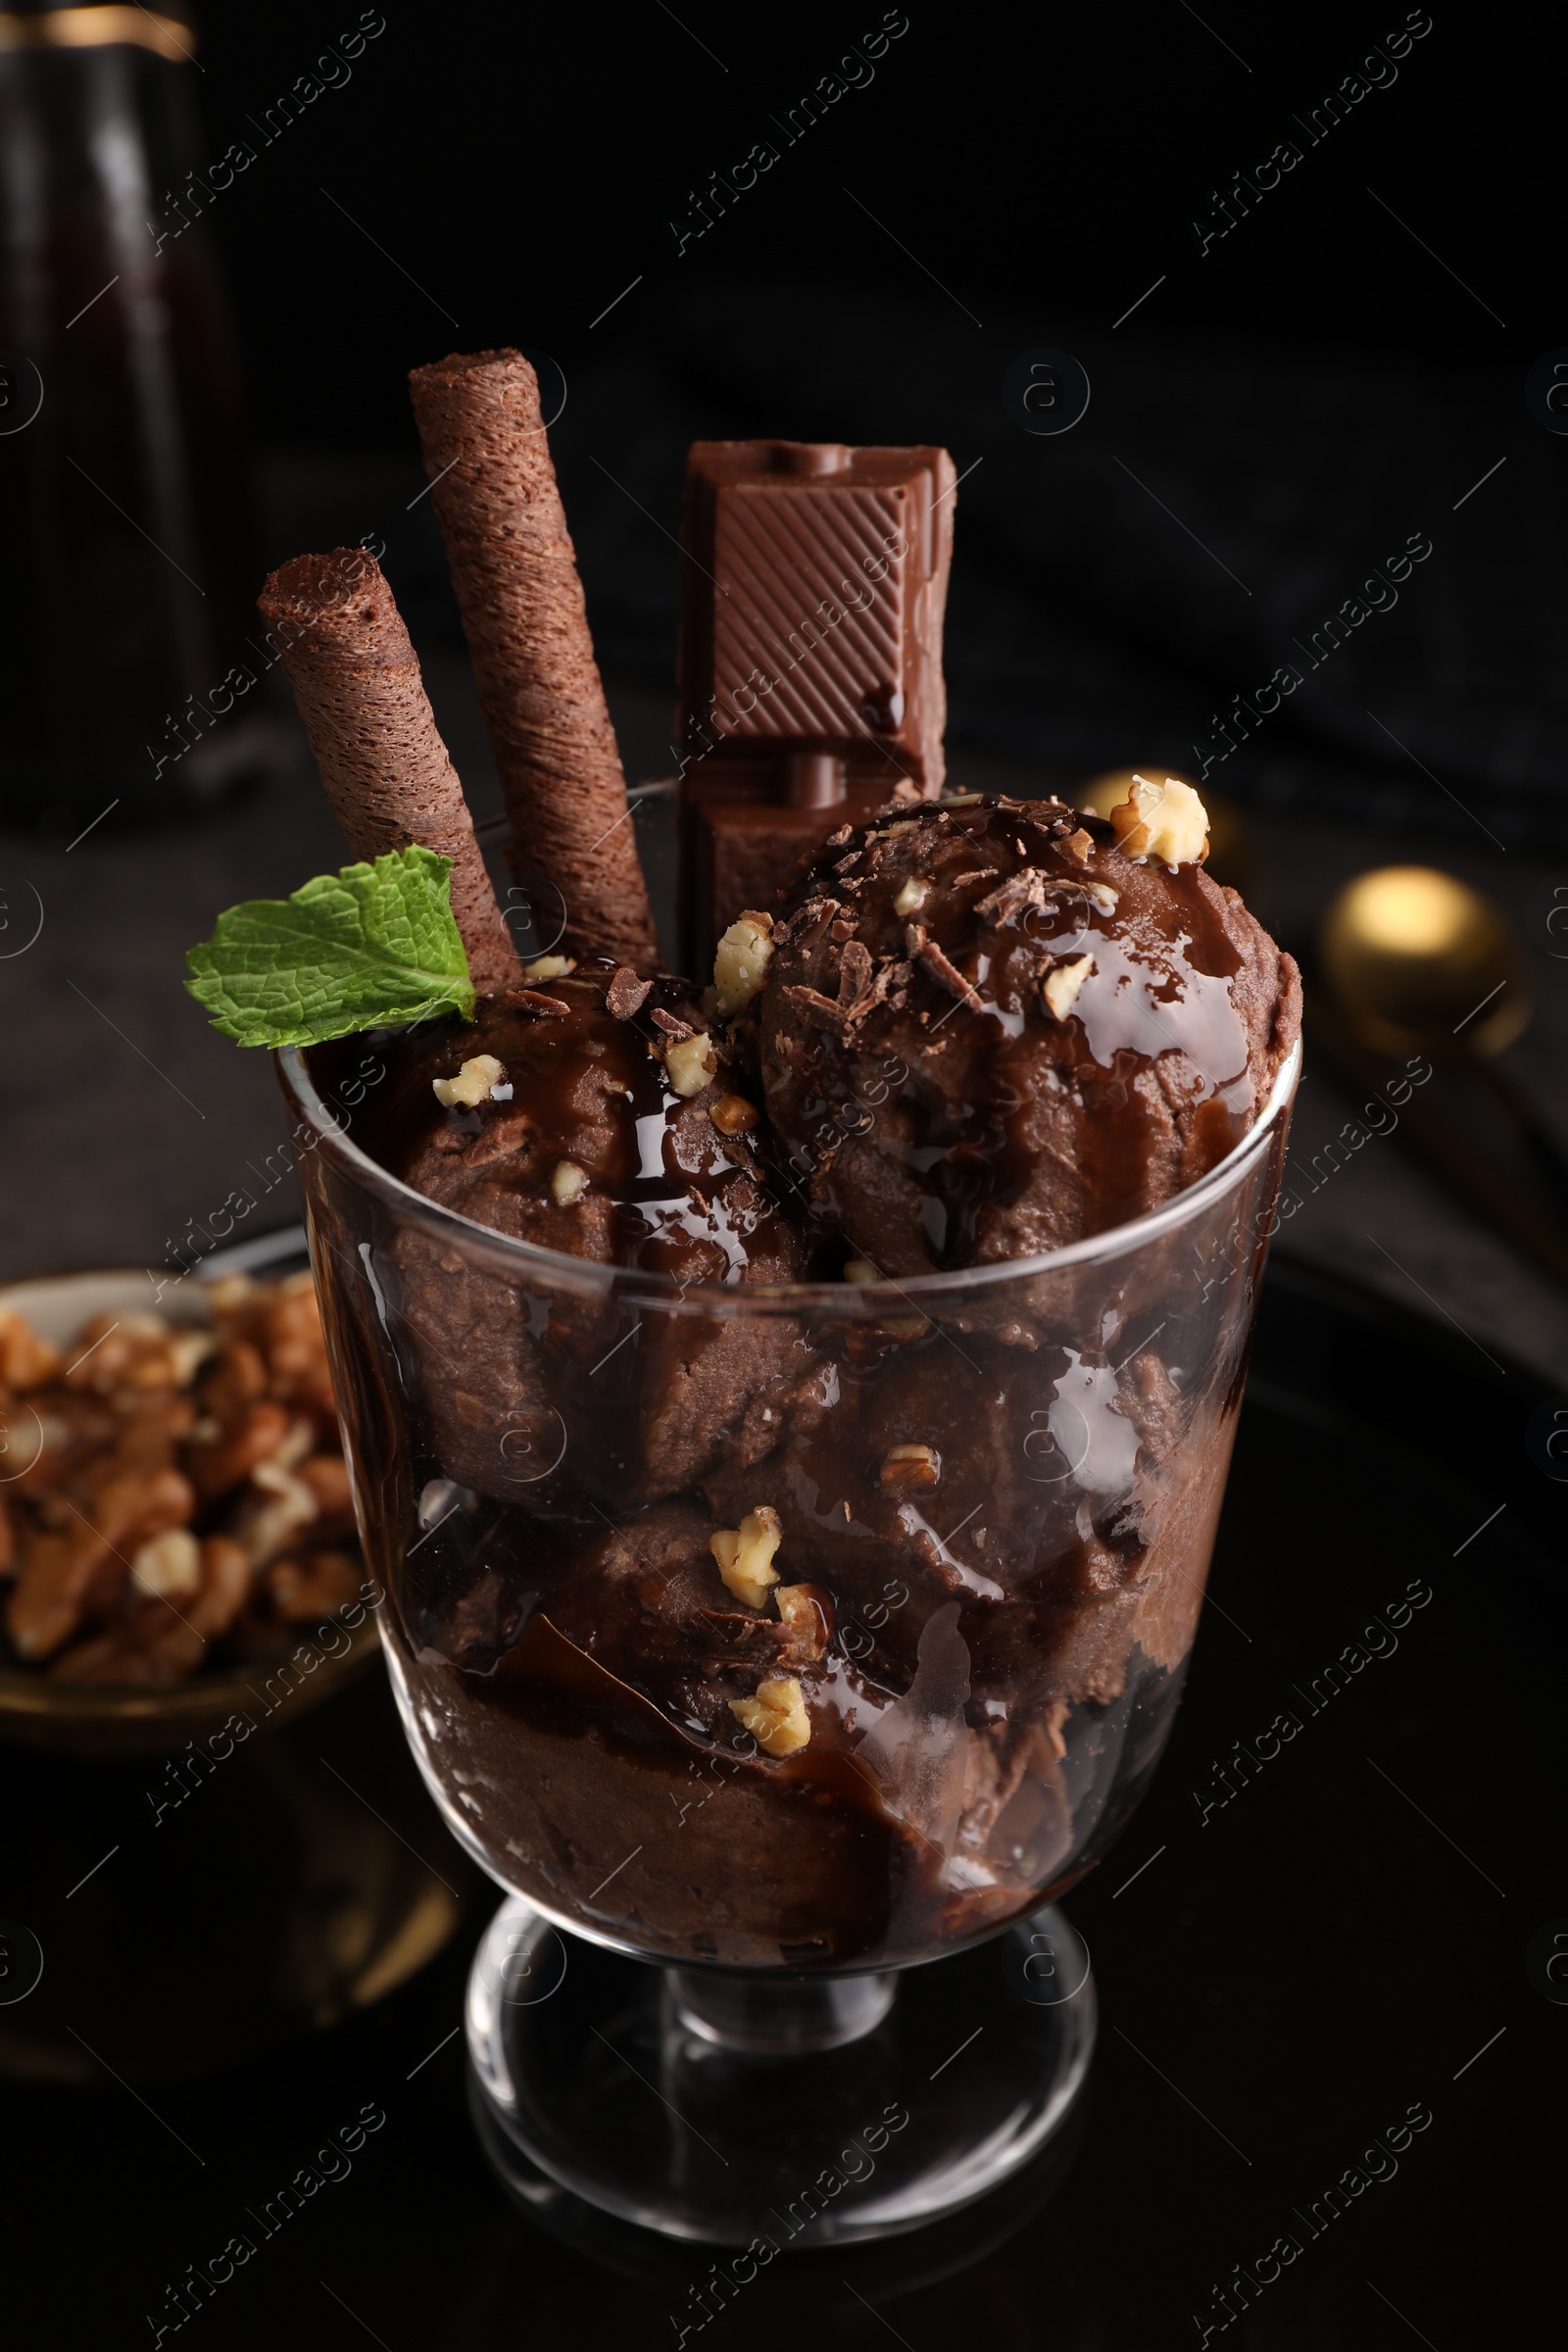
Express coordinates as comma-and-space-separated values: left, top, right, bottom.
2, 1254, 1557, 2349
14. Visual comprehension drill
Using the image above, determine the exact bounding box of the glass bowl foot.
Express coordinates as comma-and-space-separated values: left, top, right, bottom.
466, 1896, 1096, 2246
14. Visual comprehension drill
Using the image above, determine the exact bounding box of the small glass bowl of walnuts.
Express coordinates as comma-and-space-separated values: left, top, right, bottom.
0, 1251, 379, 1755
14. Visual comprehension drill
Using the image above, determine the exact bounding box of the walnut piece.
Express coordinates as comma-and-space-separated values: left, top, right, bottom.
432, 1053, 507, 1108
710, 1505, 783, 1608
729, 1675, 811, 1756
708, 1093, 758, 1137
711, 911, 775, 1017
230, 1454, 318, 1568
130, 1527, 201, 1600
879, 1442, 941, 1493
188, 1398, 291, 1500
1043, 955, 1095, 1019
773, 1584, 828, 1660
663, 1031, 718, 1098
0, 1308, 61, 1390
1061, 828, 1095, 864
551, 1160, 588, 1206
1108, 774, 1209, 865
0, 1272, 366, 1685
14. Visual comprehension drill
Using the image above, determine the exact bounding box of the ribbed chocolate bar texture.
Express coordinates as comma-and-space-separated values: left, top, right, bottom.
676, 439, 956, 975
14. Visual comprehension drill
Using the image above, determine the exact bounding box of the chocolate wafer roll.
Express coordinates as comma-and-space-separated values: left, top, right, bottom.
258, 548, 520, 994
408, 349, 660, 971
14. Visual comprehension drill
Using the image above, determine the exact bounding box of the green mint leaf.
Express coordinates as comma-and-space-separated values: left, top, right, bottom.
184, 846, 477, 1047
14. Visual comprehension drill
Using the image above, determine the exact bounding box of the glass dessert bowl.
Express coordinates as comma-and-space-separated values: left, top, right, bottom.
277, 1030, 1298, 2243
181, 346, 1301, 2246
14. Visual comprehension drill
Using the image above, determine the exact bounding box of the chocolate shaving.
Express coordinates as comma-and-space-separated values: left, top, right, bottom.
975, 867, 1050, 926
906, 923, 984, 1011
786, 900, 840, 955
649, 1008, 696, 1041
518, 989, 571, 1015
836, 939, 875, 1019
824, 824, 855, 848
869, 957, 913, 1006
832, 936, 883, 1030
782, 984, 848, 1034
606, 966, 653, 1019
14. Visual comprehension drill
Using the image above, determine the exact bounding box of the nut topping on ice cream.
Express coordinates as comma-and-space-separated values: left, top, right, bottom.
664, 1031, 720, 1097
1108, 773, 1210, 866
759, 793, 1299, 1274
711, 910, 776, 1017
1042, 955, 1094, 1019
432, 1053, 508, 1107
710, 1506, 784, 1608
730, 1674, 812, 1756
879, 1443, 942, 1494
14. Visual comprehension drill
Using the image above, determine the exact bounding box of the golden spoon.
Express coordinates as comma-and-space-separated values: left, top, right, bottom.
1318, 865, 1528, 1060
1317, 864, 1568, 1276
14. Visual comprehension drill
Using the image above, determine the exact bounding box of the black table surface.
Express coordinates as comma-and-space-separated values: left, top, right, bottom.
2, 1255, 1557, 2350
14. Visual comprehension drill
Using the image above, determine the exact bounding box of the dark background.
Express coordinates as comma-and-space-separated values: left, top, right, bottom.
196, 0, 1568, 840
0, 7, 1560, 2346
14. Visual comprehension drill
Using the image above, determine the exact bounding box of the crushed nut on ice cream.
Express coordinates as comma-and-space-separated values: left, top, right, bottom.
879, 1443, 942, 1493
893, 877, 931, 916
432, 1053, 509, 1108
710, 1506, 783, 1608
711, 911, 775, 1017
663, 1031, 718, 1098
773, 1585, 827, 1659
1043, 956, 1094, 1019
551, 1160, 588, 1206
708, 1093, 758, 1136
729, 1675, 811, 1756
1109, 775, 1209, 866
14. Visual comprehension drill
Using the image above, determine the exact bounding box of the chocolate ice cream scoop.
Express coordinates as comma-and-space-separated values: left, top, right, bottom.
375, 964, 791, 1284
326, 962, 824, 1503
757, 793, 1301, 1275
295, 790, 1298, 1968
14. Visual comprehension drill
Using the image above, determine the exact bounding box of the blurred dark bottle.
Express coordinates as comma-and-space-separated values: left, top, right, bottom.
0, 2, 269, 834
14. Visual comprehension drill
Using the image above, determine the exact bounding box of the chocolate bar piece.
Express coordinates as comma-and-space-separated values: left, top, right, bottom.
676, 438, 956, 976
